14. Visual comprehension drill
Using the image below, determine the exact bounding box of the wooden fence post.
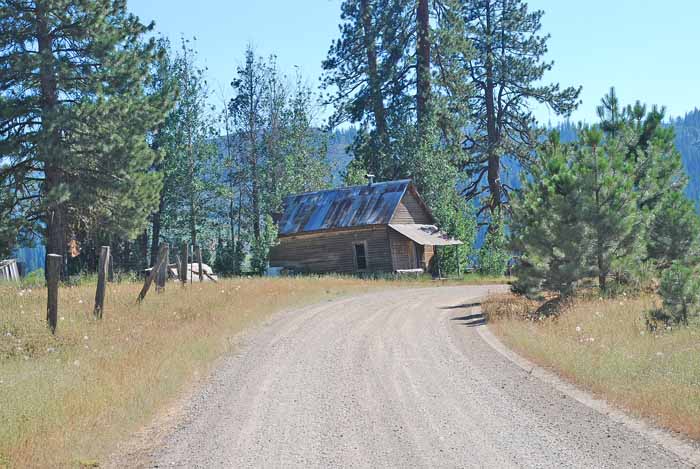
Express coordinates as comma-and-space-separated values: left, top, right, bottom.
93, 246, 110, 319
156, 243, 169, 292
46, 254, 62, 334
180, 242, 188, 285
196, 245, 203, 282
107, 251, 114, 282
137, 243, 168, 303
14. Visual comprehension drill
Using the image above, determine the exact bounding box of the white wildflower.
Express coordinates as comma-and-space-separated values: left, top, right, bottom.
575, 326, 582, 332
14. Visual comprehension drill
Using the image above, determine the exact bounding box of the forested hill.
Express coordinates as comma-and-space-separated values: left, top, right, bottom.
329, 116, 700, 207
673, 109, 700, 205
555, 112, 700, 207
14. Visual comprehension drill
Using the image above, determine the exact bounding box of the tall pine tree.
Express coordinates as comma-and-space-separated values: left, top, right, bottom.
459, 0, 580, 221
0, 0, 172, 268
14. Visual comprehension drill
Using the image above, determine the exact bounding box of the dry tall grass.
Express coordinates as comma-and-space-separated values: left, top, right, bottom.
487, 294, 700, 440
0, 276, 385, 468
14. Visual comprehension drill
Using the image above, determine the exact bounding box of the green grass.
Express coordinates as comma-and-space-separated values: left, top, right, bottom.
485, 293, 700, 440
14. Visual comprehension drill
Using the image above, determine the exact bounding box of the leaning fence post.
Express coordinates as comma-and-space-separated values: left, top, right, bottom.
137, 243, 167, 303
156, 243, 169, 292
180, 242, 188, 286
196, 245, 203, 282
93, 246, 110, 319
46, 254, 62, 334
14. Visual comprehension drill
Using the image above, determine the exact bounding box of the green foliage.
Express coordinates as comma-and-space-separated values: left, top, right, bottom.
478, 216, 509, 276
513, 89, 698, 302
659, 262, 700, 325
647, 191, 700, 269
511, 133, 591, 298
342, 155, 370, 186
21, 269, 45, 289
227, 47, 332, 273
0, 0, 173, 257
576, 127, 642, 291
405, 126, 477, 275
158, 39, 220, 247
249, 216, 277, 275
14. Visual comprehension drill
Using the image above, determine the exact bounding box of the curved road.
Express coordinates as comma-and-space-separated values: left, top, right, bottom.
146, 286, 696, 468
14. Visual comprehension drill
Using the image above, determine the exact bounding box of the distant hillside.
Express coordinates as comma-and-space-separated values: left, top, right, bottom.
328, 127, 357, 185
672, 109, 700, 206
557, 113, 700, 208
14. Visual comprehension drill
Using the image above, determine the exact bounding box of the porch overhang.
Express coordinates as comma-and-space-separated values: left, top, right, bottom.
388, 224, 463, 246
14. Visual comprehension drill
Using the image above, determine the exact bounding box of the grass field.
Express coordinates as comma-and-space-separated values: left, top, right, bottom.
0, 276, 396, 468
485, 293, 700, 441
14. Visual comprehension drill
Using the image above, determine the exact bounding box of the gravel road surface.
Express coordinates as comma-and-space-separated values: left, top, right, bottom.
146, 286, 697, 468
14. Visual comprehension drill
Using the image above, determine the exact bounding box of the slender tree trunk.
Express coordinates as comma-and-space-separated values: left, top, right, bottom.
137, 229, 149, 271
37, 4, 66, 276
360, 0, 390, 176
416, 0, 431, 132
150, 192, 164, 267
484, 2, 501, 213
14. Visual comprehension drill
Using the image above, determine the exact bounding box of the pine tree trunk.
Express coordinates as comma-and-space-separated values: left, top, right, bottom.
416, 0, 431, 132
137, 229, 149, 271
37, 4, 66, 275
150, 192, 164, 267
484, 2, 501, 213
360, 0, 390, 176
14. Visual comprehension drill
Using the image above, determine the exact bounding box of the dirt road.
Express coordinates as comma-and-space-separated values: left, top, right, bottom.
145, 286, 697, 468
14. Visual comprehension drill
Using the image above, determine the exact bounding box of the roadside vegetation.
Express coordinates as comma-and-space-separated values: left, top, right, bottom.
485, 293, 700, 441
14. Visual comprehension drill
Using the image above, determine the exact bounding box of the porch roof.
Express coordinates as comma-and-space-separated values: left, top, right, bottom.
388, 224, 463, 246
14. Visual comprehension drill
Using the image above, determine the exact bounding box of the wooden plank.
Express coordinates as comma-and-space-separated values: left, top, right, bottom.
93, 246, 110, 319
390, 191, 433, 224
46, 254, 61, 334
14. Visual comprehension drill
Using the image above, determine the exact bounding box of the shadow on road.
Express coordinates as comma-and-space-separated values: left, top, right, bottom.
441, 302, 481, 310
450, 312, 487, 327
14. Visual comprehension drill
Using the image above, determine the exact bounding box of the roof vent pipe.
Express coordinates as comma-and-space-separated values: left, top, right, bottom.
365, 173, 375, 186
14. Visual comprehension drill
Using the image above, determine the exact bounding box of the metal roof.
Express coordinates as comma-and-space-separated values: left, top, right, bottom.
388, 224, 463, 246
278, 180, 412, 236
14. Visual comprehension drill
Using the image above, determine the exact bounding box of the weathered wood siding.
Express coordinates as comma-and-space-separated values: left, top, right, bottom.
390, 191, 433, 224
389, 229, 414, 270
270, 226, 393, 274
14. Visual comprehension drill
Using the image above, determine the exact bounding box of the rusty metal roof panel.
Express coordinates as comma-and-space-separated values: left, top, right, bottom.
278, 180, 411, 236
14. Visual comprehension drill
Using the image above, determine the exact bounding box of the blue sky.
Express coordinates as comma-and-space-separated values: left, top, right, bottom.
130, 0, 700, 125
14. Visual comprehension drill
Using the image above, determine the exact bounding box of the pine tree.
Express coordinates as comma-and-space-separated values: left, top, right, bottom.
511, 133, 591, 298
647, 191, 700, 269
0, 0, 172, 267
576, 128, 641, 291
459, 0, 581, 221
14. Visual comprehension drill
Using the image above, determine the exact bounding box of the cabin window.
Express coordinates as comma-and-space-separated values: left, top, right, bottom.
353, 242, 368, 270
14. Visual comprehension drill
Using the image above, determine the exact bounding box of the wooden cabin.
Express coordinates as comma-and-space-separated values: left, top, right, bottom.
269, 179, 462, 275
